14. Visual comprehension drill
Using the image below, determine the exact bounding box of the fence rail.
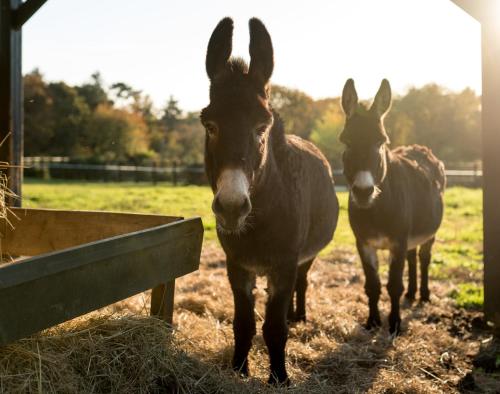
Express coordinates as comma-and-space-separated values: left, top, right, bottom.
22, 158, 483, 187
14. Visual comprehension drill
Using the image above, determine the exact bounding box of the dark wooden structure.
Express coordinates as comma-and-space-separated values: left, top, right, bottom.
451, 0, 500, 326
0, 1, 499, 326
0, 208, 203, 345
0, 0, 45, 203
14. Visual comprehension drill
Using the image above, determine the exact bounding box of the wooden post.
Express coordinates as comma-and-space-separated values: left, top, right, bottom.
172, 160, 178, 186
481, 17, 500, 327
152, 161, 158, 185
0, 0, 46, 206
0, 0, 21, 205
451, 0, 500, 329
150, 281, 176, 325
10, 0, 22, 203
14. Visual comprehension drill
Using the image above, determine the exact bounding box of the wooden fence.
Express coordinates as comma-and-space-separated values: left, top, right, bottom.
23, 157, 483, 187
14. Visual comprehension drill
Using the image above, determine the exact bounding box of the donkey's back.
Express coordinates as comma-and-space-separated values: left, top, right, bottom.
393, 144, 446, 192
391, 144, 445, 244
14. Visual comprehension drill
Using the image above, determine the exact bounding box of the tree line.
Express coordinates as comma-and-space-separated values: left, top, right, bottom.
24, 70, 481, 168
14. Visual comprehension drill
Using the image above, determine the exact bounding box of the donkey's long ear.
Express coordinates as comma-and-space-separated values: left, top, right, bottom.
248, 18, 274, 88
206, 17, 233, 80
342, 79, 358, 119
371, 79, 392, 118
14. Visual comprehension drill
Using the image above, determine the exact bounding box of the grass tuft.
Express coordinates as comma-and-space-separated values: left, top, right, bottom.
450, 283, 484, 310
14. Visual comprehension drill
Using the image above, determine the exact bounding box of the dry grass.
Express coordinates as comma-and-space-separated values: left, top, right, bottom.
1, 243, 498, 393
0, 133, 18, 229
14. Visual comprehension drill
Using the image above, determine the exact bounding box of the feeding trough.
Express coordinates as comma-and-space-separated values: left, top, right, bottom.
0, 208, 203, 345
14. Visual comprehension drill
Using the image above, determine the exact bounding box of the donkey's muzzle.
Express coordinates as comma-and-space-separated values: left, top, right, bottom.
352, 185, 375, 199
351, 185, 376, 207
212, 195, 252, 231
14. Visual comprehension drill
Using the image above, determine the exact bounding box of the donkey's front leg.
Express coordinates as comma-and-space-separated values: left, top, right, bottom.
264, 264, 297, 385
227, 261, 256, 376
387, 243, 407, 335
357, 241, 382, 329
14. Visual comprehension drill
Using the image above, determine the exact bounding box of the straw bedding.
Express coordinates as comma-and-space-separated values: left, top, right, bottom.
0, 244, 498, 393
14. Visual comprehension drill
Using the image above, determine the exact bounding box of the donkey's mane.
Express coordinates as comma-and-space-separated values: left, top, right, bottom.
227, 57, 249, 74
355, 103, 370, 115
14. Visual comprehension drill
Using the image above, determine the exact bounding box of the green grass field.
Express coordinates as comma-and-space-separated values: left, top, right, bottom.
22, 179, 483, 307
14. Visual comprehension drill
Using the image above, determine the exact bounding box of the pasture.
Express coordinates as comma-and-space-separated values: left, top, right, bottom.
0, 180, 496, 392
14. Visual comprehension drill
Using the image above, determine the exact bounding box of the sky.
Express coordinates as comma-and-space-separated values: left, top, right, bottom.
22, 0, 481, 112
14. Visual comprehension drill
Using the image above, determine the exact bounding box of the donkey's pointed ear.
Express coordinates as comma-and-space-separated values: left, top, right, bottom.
248, 18, 274, 88
206, 17, 234, 80
371, 79, 392, 118
342, 79, 358, 119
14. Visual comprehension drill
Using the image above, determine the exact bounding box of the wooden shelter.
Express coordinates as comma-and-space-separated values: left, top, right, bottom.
0, 0, 499, 325
451, 0, 500, 326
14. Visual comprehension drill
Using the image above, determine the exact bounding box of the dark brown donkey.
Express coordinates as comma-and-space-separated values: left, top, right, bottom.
201, 18, 339, 384
340, 78, 446, 335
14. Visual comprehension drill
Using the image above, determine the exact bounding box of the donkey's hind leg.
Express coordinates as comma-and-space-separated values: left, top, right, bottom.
405, 249, 417, 301
419, 237, 435, 302
287, 258, 313, 322
294, 258, 314, 322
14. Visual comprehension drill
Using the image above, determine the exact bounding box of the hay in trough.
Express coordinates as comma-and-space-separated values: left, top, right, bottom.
0, 132, 17, 227
0, 133, 20, 262
0, 244, 498, 393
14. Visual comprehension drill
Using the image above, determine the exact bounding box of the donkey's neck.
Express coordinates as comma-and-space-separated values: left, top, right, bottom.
249, 111, 287, 211
269, 109, 287, 148
374, 147, 400, 203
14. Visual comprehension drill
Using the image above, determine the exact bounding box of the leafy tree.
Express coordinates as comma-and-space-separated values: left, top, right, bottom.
270, 85, 319, 139
109, 82, 142, 109
76, 72, 109, 111
390, 84, 481, 163
47, 82, 90, 156
79, 105, 150, 162
24, 69, 55, 155
161, 96, 182, 132
310, 100, 345, 168
22, 69, 482, 169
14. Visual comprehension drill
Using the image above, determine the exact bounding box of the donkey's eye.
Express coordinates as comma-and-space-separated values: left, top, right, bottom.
255, 124, 268, 135
205, 122, 218, 138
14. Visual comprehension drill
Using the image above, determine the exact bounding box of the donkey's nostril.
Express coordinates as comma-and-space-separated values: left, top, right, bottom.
212, 194, 251, 230
352, 185, 375, 199
241, 197, 251, 216
212, 196, 223, 215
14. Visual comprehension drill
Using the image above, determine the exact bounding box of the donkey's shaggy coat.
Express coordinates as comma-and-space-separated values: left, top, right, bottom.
201, 18, 339, 384
340, 78, 445, 335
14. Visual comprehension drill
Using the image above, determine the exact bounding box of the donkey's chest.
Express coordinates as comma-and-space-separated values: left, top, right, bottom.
220, 229, 302, 275
366, 236, 393, 250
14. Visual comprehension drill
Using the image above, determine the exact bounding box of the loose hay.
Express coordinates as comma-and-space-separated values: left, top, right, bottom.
0, 244, 498, 393
0, 132, 21, 261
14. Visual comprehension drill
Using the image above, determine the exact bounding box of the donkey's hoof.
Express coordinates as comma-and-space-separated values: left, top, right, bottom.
389, 316, 402, 336
288, 314, 306, 323
404, 292, 416, 302
364, 315, 382, 331
420, 292, 431, 303
267, 372, 290, 387
232, 359, 249, 377
295, 314, 306, 323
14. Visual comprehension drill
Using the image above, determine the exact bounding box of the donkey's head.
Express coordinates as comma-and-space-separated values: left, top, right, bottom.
201, 17, 274, 233
340, 79, 392, 209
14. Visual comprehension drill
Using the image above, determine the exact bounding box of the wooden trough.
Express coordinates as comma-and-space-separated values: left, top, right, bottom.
0, 208, 203, 345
